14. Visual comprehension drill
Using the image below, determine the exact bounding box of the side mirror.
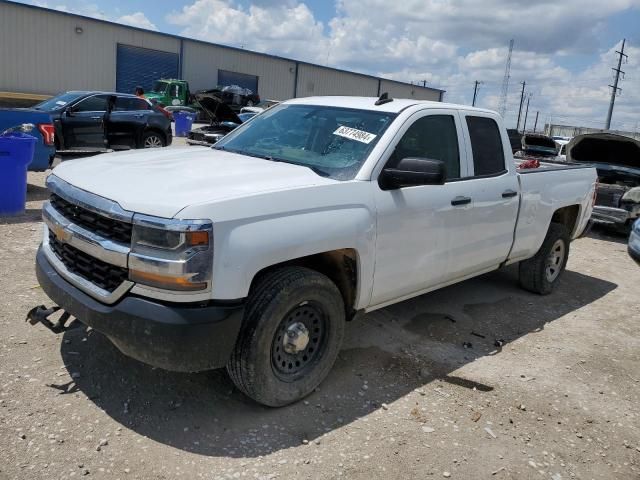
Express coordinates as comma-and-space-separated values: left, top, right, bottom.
379, 157, 446, 190
64, 106, 75, 117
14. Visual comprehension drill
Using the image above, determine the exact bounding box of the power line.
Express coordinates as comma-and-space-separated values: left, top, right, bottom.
605, 38, 627, 130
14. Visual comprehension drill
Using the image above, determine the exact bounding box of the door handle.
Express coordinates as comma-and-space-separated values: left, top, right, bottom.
451, 196, 471, 206
90, 116, 102, 120
502, 190, 518, 198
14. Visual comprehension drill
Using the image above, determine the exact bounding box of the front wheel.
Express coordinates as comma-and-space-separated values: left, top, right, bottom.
142, 131, 165, 148
227, 267, 345, 407
519, 222, 570, 295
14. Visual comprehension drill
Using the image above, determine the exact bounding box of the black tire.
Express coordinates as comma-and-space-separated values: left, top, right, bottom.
519, 222, 570, 295
227, 267, 345, 407
142, 130, 165, 148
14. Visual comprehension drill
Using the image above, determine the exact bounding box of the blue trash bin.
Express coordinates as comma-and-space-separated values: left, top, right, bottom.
0, 132, 37, 216
174, 111, 196, 137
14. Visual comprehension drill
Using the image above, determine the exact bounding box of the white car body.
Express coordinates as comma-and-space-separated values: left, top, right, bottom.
47, 97, 597, 310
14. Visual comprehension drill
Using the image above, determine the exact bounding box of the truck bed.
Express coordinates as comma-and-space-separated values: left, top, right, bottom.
515, 159, 592, 173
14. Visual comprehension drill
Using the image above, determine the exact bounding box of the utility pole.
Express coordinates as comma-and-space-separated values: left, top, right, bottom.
472, 80, 482, 106
533, 111, 539, 133
523, 94, 532, 132
605, 39, 627, 130
516, 81, 526, 131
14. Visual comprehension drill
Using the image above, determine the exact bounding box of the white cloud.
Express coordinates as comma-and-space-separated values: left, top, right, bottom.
116, 12, 158, 31
32, 1, 157, 31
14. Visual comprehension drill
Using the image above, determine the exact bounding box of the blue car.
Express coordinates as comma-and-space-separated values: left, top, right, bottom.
629, 219, 640, 265
0, 108, 56, 171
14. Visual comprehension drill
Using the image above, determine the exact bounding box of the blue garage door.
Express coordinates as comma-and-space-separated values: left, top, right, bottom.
116, 44, 179, 94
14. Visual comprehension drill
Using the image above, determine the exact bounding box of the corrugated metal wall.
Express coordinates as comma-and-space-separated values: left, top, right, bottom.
0, 1, 443, 103
295, 64, 379, 97
380, 79, 441, 101
181, 40, 296, 101
0, 1, 179, 95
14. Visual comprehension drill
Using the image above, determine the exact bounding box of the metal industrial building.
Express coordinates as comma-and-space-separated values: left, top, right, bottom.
0, 0, 443, 104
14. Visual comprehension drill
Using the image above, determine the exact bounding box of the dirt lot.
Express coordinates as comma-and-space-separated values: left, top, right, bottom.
1, 168, 639, 480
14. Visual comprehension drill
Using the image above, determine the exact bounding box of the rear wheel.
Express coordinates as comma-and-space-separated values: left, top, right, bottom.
143, 131, 164, 148
519, 222, 570, 295
227, 267, 345, 407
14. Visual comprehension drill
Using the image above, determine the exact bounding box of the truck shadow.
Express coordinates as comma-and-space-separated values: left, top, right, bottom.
58, 265, 616, 458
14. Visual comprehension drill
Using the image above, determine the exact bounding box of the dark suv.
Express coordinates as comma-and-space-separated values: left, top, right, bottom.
33, 91, 172, 154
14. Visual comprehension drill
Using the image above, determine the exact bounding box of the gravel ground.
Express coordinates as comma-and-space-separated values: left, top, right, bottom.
1, 160, 639, 480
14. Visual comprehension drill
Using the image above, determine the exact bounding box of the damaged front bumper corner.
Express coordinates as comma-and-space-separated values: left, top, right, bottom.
591, 206, 633, 226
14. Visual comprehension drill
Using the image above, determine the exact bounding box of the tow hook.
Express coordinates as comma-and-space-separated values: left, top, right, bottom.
26, 305, 75, 334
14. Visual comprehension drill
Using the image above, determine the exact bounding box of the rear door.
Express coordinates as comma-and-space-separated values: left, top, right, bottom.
107, 96, 152, 148
451, 113, 519, 277
61, 95, 108, 149
371, 109, 474, 306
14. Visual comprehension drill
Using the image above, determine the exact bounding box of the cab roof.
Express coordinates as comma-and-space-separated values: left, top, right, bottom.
284, 96, 498, 115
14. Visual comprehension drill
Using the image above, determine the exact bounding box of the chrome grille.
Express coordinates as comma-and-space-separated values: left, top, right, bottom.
48, 231, 128, 293
50, 194, 132, 244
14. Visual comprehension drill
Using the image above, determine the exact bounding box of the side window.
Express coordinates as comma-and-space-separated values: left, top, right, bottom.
170, 84, 183, 98
73, 95, 108, 112
466, 116, 505, 176
388, 115, 460, 180
115, 97, 151, 111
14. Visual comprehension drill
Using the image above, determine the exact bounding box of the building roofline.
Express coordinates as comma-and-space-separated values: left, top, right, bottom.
2, 0, 445, 94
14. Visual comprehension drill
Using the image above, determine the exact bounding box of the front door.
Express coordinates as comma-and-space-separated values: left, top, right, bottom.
371, 110, 473, 307
62, 95, 109, 149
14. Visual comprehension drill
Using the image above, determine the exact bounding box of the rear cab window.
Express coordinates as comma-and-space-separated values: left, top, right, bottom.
465, 116, 506, 177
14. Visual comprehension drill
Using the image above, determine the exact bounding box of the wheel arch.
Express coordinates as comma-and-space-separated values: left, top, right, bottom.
550, 204, 580, 237
139, 127, 166, 147
249, 249, 360, 319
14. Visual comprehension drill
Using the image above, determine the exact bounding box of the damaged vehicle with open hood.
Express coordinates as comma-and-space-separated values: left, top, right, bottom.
515, 133, 559, 160
567, 133, 640, 231
186, 92, 255, 146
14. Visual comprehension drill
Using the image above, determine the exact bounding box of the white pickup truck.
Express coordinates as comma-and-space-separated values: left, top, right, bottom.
34, 96, 597, 406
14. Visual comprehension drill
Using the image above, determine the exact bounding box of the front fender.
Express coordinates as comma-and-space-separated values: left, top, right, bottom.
179, 182, 377, 308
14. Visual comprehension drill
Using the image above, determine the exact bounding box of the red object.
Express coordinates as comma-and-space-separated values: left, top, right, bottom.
519, 158, 540, 169
37, 123, 55, 145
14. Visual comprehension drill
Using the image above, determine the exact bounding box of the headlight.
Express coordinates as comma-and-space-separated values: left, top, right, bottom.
621, 187, 640, 204
129, 216, 213, 292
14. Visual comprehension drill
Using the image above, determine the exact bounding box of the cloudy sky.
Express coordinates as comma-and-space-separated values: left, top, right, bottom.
26, 0, 640, 131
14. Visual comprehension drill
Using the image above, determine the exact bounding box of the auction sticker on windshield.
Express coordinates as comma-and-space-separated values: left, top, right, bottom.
333, 126, 377, 144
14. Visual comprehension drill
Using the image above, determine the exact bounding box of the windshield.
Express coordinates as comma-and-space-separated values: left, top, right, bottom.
214, 104, 396, 180
34, 92, 85, 111
151, 81, 169, 94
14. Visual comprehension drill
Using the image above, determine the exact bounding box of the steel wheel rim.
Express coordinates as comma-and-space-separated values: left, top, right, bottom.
271, 301, 327, 382
545, 239, 566, 282
144, 135, 162, 148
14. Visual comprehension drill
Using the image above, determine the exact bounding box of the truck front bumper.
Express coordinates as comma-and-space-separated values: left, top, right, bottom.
36, 246, 244, 372
591, 206, 632, 226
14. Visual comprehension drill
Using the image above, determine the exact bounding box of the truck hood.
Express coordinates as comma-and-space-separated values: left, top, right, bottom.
51, 147, 338, 218
568, 133, 640, 170
195, 92, 242, 125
